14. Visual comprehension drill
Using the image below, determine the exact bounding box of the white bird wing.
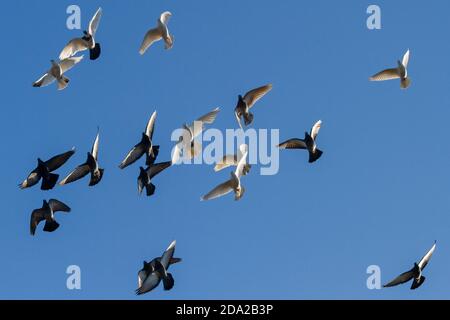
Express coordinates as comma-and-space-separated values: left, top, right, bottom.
171, 141, 183, 164
33, 73, 55, 87
145, 111, 157, 140
59, 38, 88, 60
418, 241, 436, 270
201, 180, 234, 201
277, 139, 307, 149
139, 28, 163, 55
214, 155, 238, 172
243, 84, 272, 109
235, 148, 248, 178
402, 49, 410, 68
89, 7, 103, 37
369, 68, 400, 81
91, 130, 100, 160
160, 11, 172, 25
310, 120, 322, 141
59, 56, 84, 73
189, 107, 220, 139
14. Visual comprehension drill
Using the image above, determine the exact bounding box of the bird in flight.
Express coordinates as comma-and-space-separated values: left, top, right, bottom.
33, 56, 84, 90
59, 129, 104, 187
278, 120, 323, 163
139, 11, 174, 55
135, 240, 182, 295
384, 241, 436, 290
20, 148, 75, 190
201, 144, 249, 201
119, 111, 159, 169
137, 161, 172, 197
30, 199, 71, 236
214, 144, 251, 175
369, 49, 411, 89
59, 8, 103, 61
171, 108, 220, 165
234, 84, 272, 129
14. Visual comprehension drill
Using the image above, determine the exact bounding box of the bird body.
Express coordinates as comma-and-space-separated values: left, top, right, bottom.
33, 56, 84, 90
370, 49, 411, 89
137, 161, 172, 196
30, 199, 71, 235
139, 11, 174, 55
234, 84, 272, 129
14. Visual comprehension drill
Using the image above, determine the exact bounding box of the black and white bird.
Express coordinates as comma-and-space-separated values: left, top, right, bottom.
384, 241, 436, 290
20, 148, 76, 190
136, 240, 182, 295
234, 84, 272, 129
59, 130, 104, 187
214, 144, 251, 175
278, 120, 323, 163
171, 108, 220, 164
137, 161, 172, 197
33, 57, 84, 90
119, 111, 159, 169
139, 11, 174, 55
201, 145, 249, 201
59, 8, 103, 61
30, 199, 71, 236
369, 49, 411, 89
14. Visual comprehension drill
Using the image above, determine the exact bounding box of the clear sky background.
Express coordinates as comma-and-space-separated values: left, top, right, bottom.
1, 0, 450, 299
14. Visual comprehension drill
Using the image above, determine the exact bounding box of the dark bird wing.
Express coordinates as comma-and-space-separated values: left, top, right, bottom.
59, 164, 90, 185
119, 143, 146, 169
30, 209, 46, 235
383, 268, 415, 288
48, 199, 71, 213
19, 168, 41, 189
45, 148, 76, 172
147, 161, 171, 179
243, 84, 272, 109
277, 139, 307, 149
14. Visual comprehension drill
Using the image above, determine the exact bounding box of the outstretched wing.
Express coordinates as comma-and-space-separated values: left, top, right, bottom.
383, 269, 415, 288
310, 120, 322, 141
201, 180, 234, 201
147, 161, 171, 179
59, 56, 84, 74
19, 168, 41, 189
189, 107, 220, 138
59, 164, 90, 185
33, 73, 55, 88
91, 130, 100, 160
402, 49, 410, 68
48, 199, 71, 213
278, 139, 307, 149
160, 11, 172, 25
59, 38, 88, 60
214, 155, 238, 172
418, 241, 436, 271
30, 209, 46, 235
45, 148, 76, 172
119, 143, 146, 169
89, 7, 103, 37
145, 111, 157, 140
139, 28, 163, 55
243, 84, 272, 109
369, 68, 400, 81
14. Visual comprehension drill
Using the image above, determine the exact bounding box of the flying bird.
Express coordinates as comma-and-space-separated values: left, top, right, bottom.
59, 130, 104, 187
136, 240, 182, 295
201, 144, 249, 201
119, 111, 159, 169
278, 120, 323, 163
369, 49, 411, 89
59, 7, 103, 60
137, 161, 172, 196
214, 144, 251, 175
384, 241, 436, 290
234, 84, 272, 129
171, 108, 220, 164
20, 148, 75, 190
139, 11, 174, 55
30, 199, 71, 236
33, 57, 84, 90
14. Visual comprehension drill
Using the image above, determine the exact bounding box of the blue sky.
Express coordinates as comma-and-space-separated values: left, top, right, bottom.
1, 0, 450, 299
